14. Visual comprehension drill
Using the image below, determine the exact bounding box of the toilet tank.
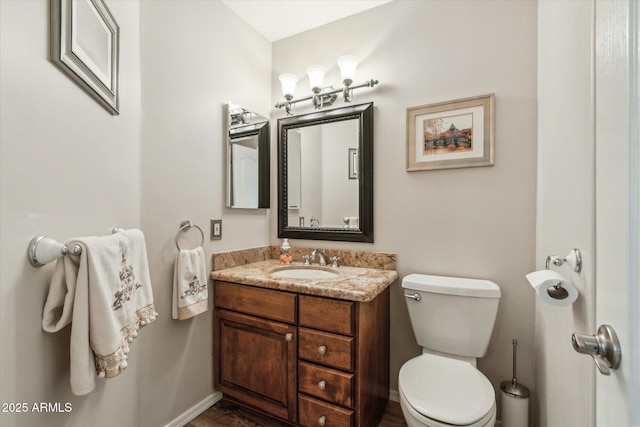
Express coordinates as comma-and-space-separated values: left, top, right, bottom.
402, 274, 501, 358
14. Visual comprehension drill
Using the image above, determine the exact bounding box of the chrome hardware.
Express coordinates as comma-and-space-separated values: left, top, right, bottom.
545, 248, 582, 272
28, 226, 122, 267
303, 255, 312, 266
175, 220, 205, 250
318, 416, 327, 426
404, 292, 422, 302
318, 380, 327, 390
330, 256, 340, 268
310, 249, 327, 266
572, 324, 621, 375
285, 333, 293, 342
318, 345, 327, 355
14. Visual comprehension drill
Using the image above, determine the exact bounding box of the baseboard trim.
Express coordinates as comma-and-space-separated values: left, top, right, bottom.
389, 388, 400, 403
164, 391, 223, 427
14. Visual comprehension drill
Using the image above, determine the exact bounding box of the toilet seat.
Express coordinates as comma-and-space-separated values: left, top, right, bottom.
398, 354, 496, 426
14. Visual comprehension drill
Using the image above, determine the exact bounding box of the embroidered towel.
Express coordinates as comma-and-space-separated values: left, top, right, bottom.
172, 247, 208, 320
42, 229, 157, 396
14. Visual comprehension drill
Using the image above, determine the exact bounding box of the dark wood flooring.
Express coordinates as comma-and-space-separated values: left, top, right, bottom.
186, 398, 407, 427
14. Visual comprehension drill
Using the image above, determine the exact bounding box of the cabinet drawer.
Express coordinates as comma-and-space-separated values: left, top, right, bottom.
299, 361, 353, 407
299, 295, 354, 336
215, 281, 296, 324
299, 328, 354, 371
299, 394, 353, 427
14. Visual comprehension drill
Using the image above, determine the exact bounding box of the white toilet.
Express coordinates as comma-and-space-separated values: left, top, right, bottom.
399, 274, 501, 427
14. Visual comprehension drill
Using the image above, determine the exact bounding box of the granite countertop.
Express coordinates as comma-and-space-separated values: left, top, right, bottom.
210, 259, 398, 302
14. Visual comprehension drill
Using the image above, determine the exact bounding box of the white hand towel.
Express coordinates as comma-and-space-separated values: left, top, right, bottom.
42, 229, 158, 396
172, 247, 208, 320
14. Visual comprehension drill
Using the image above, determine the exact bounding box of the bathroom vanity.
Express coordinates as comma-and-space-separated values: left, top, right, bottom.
211, 255, 396, 427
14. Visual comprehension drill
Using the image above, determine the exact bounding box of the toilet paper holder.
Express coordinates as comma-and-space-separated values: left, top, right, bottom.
545, 248, 582, 272
543, 248, 582, 300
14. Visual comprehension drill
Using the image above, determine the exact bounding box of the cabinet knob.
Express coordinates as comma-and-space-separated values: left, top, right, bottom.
318, 345, 327, 355
285, 333, 293, 341
318, 380, 327, 390
318, 416, 327, 426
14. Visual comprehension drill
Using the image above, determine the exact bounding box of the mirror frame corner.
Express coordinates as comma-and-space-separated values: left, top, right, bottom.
277, 102, 374, 243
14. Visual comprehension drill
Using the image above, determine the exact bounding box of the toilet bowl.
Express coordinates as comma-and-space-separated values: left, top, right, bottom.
398, 354, 496, 427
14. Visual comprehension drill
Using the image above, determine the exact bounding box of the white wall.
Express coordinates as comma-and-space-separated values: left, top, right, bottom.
536, 2, 596, 426
272, 0, 538, 420
1, 1, 143, 425
0, 1, 272, 426
138, 1, 271, 425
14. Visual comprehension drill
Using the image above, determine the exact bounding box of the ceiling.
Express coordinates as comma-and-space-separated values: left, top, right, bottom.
220, 0, 393, 42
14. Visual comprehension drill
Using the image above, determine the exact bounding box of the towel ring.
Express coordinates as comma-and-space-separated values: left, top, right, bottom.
175, 220, 204, 251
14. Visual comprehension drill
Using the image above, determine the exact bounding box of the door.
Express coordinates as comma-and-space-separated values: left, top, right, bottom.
594, 0, 639, 425
215, 309, 298, 422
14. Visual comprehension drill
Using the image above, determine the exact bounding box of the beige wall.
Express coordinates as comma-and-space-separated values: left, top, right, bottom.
536, 2, 596, 426
0, 1, 143, 425
0, 1, 271, 426
271, 0, 538, 420
138, 1, 272, 425
1, 1, 541, 425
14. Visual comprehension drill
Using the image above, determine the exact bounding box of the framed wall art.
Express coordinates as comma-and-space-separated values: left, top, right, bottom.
50, 0, 120, 115
406, 94, 494, 171
348, 148, 358, 179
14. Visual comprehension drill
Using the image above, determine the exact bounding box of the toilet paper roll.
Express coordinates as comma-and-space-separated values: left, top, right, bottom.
525, 270, 578, 307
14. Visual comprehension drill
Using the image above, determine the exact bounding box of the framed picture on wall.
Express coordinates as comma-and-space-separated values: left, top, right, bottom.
406, 94, 495, 171
348, 148, 358, 179
50, 0, 120, 115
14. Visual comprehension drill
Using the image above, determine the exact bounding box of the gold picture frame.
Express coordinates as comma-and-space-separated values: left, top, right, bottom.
407, 94, 494, 171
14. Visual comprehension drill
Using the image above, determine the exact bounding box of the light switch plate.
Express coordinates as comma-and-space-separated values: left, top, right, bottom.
211, 219, 222, 240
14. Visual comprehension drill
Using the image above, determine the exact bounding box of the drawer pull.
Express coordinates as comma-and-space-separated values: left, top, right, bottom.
318, 345, 327, 355
318, 379, 327, 390
285, 333, 293, 341
318, 416, 327, 426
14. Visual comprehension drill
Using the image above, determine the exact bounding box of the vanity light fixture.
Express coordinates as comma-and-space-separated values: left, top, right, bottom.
276, 55, 379, 115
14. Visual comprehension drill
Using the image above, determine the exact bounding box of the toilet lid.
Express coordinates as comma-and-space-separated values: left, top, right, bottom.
399, 354, 495, 426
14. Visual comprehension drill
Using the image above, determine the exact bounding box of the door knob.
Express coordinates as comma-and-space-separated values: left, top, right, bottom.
571, 324, 621, 375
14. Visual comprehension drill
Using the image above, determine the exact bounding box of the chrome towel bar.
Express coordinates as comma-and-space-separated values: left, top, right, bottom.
28, 227, 123, 268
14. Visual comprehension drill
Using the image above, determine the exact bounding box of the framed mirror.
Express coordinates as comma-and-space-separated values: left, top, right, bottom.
226, 102, 270, 209
278, 102, 373, 242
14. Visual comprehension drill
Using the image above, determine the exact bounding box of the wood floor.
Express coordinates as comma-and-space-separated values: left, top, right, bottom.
186, 398, 407, 427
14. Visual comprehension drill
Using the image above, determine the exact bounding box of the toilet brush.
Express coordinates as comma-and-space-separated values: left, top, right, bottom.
500, 339, 530, 427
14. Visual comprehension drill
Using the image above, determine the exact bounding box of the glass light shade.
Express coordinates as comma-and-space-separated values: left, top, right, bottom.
305, 65, 326, 92
278, 73, 298, 99
337, 55, 358, 86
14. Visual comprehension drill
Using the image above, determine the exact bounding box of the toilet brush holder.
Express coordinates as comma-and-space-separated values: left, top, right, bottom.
500, 339, 530, 427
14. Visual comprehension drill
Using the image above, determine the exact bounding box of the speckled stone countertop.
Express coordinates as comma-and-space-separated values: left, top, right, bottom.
210, 258, 398, 302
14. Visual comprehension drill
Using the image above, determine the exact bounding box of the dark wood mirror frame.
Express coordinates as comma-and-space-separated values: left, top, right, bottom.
277, 102, 374, 242
228, 120, 270, 209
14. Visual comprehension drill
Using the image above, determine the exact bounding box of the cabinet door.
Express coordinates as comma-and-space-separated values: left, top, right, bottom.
215, 309, 297, 422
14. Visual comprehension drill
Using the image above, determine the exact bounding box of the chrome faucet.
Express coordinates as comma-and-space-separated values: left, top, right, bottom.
310, 249, 327, 266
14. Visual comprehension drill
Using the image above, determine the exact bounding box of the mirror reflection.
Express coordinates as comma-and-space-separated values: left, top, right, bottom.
226, 102, 270, 209
278, 102, 374, 242
286, 119, 359, 228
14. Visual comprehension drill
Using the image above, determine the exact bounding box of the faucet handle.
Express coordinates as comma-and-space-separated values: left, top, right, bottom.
330, 256, 340, 268
303, 255, 312, 266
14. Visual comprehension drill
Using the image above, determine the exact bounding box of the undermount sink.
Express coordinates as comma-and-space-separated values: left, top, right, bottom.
270, 266, 339, 280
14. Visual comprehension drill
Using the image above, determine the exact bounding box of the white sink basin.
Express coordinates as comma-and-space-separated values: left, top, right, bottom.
270, 267, 339, 280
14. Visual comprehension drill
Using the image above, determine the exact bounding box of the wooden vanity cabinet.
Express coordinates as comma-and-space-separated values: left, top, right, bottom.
214, 280, 390, 427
